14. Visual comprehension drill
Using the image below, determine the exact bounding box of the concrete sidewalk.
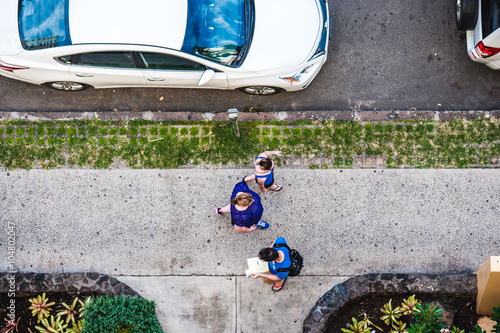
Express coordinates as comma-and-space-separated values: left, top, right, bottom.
1, 169, 499, 332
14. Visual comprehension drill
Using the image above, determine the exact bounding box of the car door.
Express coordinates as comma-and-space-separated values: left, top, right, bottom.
68, 51, 146, 88
139, 52, 228, 89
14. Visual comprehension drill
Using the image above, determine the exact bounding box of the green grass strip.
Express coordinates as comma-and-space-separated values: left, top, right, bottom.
0, 118, 499, 170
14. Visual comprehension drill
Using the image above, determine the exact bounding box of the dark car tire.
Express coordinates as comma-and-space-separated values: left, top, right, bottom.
46, 81, 90, 91
456, 0, 478, 31
238, 86, 283, 95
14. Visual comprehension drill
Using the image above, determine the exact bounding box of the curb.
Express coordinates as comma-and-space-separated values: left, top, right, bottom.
1, 110, 500, 123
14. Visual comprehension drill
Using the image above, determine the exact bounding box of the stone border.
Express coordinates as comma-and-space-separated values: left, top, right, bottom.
1, 110, 500, 123
0, 272, 140, 298
303, 273, 477, 333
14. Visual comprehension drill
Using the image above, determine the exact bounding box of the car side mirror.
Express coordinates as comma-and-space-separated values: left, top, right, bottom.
198, 69, 215, 86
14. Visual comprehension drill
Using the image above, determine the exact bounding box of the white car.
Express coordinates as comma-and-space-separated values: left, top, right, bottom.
456, 0, 500, 69
0, 0, 330, 95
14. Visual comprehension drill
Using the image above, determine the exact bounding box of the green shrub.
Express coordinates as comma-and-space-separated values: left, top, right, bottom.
492, 305, 500, 333
82, 295, 163, 333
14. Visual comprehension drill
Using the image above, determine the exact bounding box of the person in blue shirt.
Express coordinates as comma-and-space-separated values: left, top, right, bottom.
251, 236, 291, 292
244, 150, 282, 193
217, 179, 269, 233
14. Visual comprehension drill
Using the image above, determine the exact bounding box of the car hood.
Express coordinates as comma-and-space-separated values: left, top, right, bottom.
241, 0, 321, 73
0, 1, 23, 56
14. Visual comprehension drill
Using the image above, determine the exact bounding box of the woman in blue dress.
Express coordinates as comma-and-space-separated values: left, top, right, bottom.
217, 179, 269, 232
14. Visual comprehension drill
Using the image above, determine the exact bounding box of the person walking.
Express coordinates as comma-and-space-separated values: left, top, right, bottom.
250, 236, 291, 292
244, 150, 282, 193
217, 179, 270, 233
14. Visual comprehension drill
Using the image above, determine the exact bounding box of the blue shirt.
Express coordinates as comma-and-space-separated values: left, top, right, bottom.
230, 180, 263, 228
269, 237, 291, 280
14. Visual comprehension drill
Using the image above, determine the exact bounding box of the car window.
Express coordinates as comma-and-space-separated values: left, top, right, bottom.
140, 53, 206, 70
182, 0, 251, 66
19, 0, 72, 50
482, 0, 500, 38
76, 52, 136, 68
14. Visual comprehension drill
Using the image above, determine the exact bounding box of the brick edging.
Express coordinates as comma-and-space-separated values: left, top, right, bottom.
0, 272, 140, 298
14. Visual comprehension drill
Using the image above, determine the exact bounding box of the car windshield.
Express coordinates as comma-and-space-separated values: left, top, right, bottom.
18, 0, 71, 50
182, 0, 250, 66
482, 0, 500, 38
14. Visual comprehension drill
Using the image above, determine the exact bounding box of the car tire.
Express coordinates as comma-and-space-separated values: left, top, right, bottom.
46, 81, 89, 91
238, 86, 283, 95
456, 0, 478, 31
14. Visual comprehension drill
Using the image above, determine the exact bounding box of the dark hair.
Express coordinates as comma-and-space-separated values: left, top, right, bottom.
258, 158, 273, 170
258, 248, 279, 262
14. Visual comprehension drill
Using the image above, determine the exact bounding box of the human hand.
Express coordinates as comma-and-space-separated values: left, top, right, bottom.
250, 273, 260, 279
275, 151, 282, 156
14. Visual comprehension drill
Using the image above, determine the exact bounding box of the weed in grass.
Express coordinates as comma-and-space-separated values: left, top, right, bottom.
98, 127, 108, 136
283, 128, 291, 135
88, 126, 98, 136
57, 127, 66, 136
202, 126, 211, 135
129, 127, 139, 136
261, 127, 270, 135
201, 136, 210, 145
6, 127, 14, 135
109, 127, 118, 135
292, 128, 301, 135
36, 126, 46, 136
190, 127, 200, 136
272, 127, 281, 136
170, 127, 179, 135
180, 127, 188, 135
16, 127, 24, 135
119, 127, 128, 135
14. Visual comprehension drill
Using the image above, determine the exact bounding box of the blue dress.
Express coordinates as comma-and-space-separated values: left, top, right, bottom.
230, 180, 263, 227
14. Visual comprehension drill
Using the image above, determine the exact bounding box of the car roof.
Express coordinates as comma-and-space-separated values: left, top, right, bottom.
69, 0, 188, 50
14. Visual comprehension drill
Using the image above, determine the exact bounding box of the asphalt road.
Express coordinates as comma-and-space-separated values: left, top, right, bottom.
1, 0, 500, 112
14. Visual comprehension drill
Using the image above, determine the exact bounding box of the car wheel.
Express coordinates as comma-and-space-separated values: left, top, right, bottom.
238, 86, 283, 95
456, 0, 478, 31
46, 81, 89, 91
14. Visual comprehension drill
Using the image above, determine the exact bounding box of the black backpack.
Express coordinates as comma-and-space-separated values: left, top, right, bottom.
273, 243, 303, 277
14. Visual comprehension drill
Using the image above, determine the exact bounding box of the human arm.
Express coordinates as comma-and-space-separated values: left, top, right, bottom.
271, 236, 286, 248
234, 225, 257, 233
250, 272, 282, 282
219, 204, 231, 213
259, 150, 282, 158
